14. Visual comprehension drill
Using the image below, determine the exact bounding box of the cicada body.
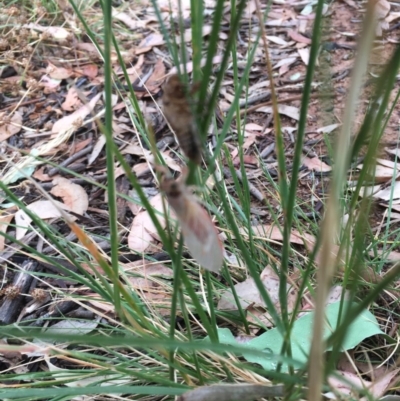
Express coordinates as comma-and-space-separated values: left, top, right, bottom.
161, 74, 202, 165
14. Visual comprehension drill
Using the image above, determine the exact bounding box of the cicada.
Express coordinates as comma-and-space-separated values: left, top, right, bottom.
157, 166, 224, 272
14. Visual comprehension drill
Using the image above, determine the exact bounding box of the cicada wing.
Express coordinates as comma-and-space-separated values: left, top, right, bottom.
179, 202, 224, 272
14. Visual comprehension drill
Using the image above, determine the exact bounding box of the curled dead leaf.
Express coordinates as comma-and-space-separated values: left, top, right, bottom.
50, 177, 89, 215
128, 193, 167, 253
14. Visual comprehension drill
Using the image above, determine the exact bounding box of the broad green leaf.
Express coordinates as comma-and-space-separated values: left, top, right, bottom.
209, 302, 383, 372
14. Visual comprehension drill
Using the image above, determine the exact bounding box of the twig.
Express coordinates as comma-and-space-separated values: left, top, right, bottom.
0, 97, 47, 111
0, 260, 38, 324
0, 232, 38, 263
48, 145, 94, 177
223, 167, 265, 202
240, 93, 320, 116
260, 142, 275, 158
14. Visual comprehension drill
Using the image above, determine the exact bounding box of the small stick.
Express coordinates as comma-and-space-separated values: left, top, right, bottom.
0, 260, 38, 324
260, 142, 275, 159
48, 145, 94, 177
1, 97, 46, 112
223, 167, 265, 203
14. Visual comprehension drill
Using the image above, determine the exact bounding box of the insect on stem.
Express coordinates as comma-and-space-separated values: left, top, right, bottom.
161, 74, 203, 165
156, 165, 224, 272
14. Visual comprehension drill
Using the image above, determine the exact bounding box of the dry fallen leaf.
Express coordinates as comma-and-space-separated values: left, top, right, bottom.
233, 155, 258, 167
86, 293, 115, 313
123, 144, 181, 172
0, 214, 14, 251
376, 158, 400, 170
177, 26, 212, 44
125, 260, 173, 289
328, 370, 370, 397
139, 58, 166, 93
147, 153, 182, 173
62, 87, 82, 111
354, 184, 382, 198
303, 156, 332, 172
25, 23, 71, 40
288, 30, 312, 44
74, 64, 99, 79
112, 10, 156, 29
218, 265, 296, 327
15, 200, 72, 239
52, 92, 102, 134
387, 211, 400, 220
342, 0, 358, 8
88, 135, 106, 165
169, 55, 223, 75
385, 203, 400, 213
76, 43, 102, 59
256, 105, 300, 121
361, 368, 400, 401
375, 0, 390, 36
273, 56, 297, 71
326, 285, 350, 305
40, 75, 61, 93
357, 163, 398, 183
157, 0, 191, 17
50, 177, 89, 215
385, 147, 400, 158
266, 35, 290, 46
32, 166, 53, 182
73, 137, 93, 154
244, 123, 264, 131
137, 33, 165, 53
299, 285, 350, 318
0, 111, 23, 142
375, 0, 390, 19
246, 306, 275, 330
316, 123, 340, 134
374, 182, 400, 200
121, 144, 146, 156
128, 193, 167, 253
46, 62, 72, 80
298, 47, 310, 65
239, 224, 315, 249
133, 162, 150, 177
